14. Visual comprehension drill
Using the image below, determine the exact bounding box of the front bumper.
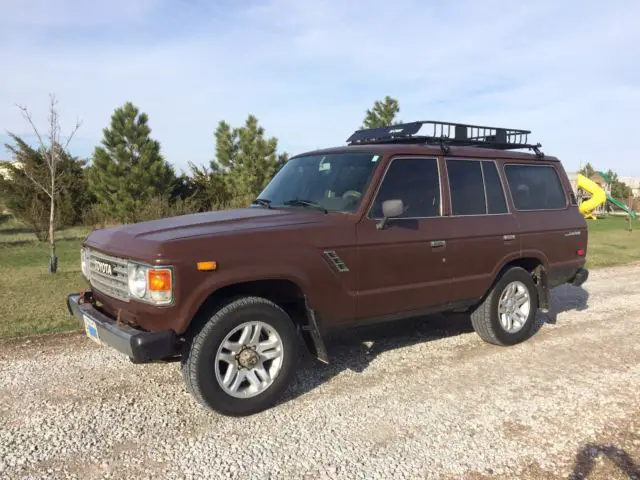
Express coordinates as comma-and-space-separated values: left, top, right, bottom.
67, 292, 178, 363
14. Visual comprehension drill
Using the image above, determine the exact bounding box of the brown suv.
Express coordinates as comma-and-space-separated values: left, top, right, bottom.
67, 120, 589, 416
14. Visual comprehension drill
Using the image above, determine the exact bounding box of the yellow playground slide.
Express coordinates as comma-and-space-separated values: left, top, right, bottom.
577, 173, 606, 219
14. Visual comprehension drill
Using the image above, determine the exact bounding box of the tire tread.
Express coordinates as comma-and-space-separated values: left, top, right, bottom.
470, 284, 503, 345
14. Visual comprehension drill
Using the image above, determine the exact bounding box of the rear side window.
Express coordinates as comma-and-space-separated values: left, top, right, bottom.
447, 160, 485, 215
370, 158, 440, 218
446, 160, 508, 215
504, 164, 566, 210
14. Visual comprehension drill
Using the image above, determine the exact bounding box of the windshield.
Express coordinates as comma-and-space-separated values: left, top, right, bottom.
256, 152, 381, 213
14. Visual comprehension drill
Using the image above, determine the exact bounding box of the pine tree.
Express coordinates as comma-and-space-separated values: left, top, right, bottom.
606, 169, 633, 201
89, 102, 176, 223
212, 115, 287, 207
579, 162, 596, 178
362, 96, 401, 129
187, 161, 231, 210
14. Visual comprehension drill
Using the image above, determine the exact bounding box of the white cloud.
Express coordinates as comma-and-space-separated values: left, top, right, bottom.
1, 0, 639, 175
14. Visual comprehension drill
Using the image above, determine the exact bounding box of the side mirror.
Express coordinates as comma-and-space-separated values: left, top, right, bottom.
382, 199, 404, 218
377, 199, 404, 230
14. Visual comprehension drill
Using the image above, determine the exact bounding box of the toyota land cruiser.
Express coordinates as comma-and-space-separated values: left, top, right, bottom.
67, 120, 589, 416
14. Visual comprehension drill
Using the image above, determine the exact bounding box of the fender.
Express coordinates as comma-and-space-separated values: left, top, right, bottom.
177, 266, 329, 363
176, 265, 312, 334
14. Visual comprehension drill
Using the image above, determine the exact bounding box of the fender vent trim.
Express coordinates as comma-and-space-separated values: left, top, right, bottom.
323, 250, 349, 273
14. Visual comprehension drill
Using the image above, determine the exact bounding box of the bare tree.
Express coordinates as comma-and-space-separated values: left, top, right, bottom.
16, 94, 81, 273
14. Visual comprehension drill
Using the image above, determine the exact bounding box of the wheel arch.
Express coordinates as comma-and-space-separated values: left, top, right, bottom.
490, 252, 550, 310
183, 277, 328, 363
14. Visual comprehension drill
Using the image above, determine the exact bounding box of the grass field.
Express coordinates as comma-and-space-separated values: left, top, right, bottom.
0, 215, 638, 340
0, 217, 90, 339
584, 215, 640, 268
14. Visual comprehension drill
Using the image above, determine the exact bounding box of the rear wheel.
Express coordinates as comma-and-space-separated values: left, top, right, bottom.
181, 296, 298, 416
470, 267, 539, 346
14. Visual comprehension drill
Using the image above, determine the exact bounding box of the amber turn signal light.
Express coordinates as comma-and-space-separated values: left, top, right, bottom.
197, 261, 217, 271
148, 268, 172, 291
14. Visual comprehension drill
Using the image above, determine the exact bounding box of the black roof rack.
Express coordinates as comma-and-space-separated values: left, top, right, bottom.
346, 120, 544, 157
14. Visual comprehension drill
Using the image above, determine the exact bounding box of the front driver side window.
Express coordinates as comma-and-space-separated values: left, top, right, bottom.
369, 158, 441, 218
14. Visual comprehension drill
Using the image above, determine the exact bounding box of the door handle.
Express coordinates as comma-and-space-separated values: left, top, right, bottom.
430, 240, 446, 248
503, 234, 516, 241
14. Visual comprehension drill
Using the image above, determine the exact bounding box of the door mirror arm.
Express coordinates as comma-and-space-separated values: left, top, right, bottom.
376, 217, 389, 230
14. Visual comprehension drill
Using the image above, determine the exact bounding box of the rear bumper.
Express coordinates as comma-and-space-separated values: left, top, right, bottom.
67, 293, 178, 363
569, 267, 589, 287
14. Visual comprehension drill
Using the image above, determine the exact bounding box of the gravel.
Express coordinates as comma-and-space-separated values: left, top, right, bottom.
1, 264, 640, 479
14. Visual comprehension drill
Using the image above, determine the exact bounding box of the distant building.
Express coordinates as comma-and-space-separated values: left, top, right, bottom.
0, 160, 9, 214
566, 171, 579, 193
0, 160, 22, 180
618, 176, 640, 197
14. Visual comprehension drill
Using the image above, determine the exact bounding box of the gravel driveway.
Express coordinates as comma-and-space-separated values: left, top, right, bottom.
2, 264, 640, 480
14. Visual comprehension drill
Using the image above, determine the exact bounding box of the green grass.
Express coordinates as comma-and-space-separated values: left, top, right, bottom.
584, 216, 640, 268
0, 214, 89, 246
0, 215, 638, 340
0, 218, 90, 339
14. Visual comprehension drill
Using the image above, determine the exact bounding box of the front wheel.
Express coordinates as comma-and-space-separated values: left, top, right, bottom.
470, 267, 539, 346
181, 296, 298, 416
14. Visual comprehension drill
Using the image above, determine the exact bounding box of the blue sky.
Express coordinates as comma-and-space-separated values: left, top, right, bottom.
1, 0, 639, 175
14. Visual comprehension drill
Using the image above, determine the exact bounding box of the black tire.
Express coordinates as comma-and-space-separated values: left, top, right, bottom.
470, 267, 539, 346
181, 296, 298, 416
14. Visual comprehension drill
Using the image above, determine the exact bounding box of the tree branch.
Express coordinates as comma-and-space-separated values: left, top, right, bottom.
48, 94, 59, 173
63, 118, 82, 150
15, 103, 47, 153
54, 168, 65, 184
22, 167, 53, 199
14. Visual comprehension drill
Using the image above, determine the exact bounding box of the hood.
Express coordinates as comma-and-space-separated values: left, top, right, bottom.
84, 207, 325, 261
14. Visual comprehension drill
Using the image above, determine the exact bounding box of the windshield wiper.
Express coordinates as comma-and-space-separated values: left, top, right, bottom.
251, 198, 272, 209
283, 199, 328, 213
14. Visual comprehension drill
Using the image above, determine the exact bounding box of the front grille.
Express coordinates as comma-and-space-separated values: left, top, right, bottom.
87, 249, 130, 302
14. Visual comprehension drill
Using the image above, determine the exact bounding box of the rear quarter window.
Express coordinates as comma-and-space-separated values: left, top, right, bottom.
504, 164, 567, 210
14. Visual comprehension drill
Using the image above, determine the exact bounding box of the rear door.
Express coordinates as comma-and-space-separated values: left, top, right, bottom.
355, 156, 456, 319
443, 159, 521, 302
503, 162, 587, 286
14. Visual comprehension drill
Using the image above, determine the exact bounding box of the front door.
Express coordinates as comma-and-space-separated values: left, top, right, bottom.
355, 156, 455, 320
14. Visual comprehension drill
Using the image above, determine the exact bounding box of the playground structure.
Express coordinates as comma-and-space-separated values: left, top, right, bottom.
576, 171, 637, 220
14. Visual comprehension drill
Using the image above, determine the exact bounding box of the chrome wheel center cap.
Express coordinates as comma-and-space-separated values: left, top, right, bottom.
237, 348, 259, 369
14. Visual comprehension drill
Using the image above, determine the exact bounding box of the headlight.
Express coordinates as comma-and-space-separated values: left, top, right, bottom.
127, 262, 173, 305
80, 247, 89, 279
128, 264, 147, 299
